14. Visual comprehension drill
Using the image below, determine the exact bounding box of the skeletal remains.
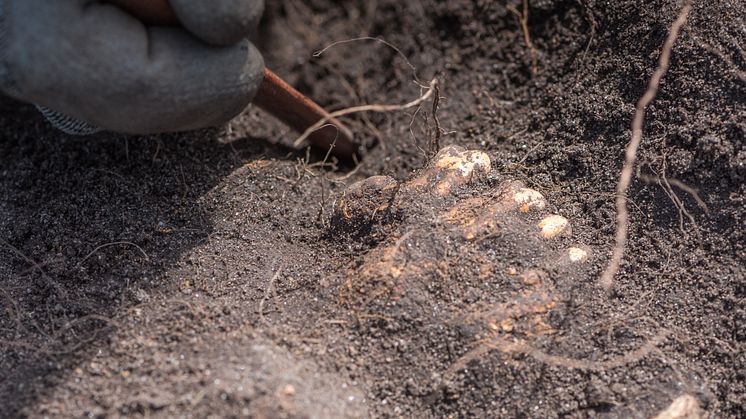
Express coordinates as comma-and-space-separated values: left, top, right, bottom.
333, 144, 589, 321
330, 145, 702, 418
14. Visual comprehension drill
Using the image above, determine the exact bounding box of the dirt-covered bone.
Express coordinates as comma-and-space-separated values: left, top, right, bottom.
334, 145, 590, 344
331, 145, 706, 417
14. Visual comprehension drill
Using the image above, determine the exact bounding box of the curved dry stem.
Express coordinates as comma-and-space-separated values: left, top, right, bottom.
79, 241, 150, 265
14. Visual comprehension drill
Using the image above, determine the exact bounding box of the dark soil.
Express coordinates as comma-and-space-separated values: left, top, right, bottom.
1, 0, 744, 417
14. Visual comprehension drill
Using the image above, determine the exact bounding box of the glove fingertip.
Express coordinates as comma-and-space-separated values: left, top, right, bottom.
170, 0, 264, 46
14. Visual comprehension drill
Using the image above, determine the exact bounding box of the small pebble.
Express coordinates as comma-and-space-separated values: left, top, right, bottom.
521, 269, 545, 286
281, 384, 296, 397
538, 215, 570, 239
500, 319, 515, 332
567, 247, 589, 263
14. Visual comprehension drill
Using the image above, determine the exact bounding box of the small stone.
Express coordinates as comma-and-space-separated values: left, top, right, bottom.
281, 384, 296, 397
133, 288, 150, 303
653, 395, 701, 419
478, 263, 493, 280
567, 247, 589, 263
500, 319, 515, 332
513, 188, 547, 213
521, 269, 546, 286
538, 215, 570, 239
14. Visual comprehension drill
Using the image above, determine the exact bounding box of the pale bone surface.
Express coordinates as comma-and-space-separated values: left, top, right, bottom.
332, 145, 705, 417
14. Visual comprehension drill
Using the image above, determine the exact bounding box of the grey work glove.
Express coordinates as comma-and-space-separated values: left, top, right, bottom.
0, 0, 265, 134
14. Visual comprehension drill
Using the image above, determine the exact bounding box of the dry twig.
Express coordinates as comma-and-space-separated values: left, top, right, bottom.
429, 83, 442, 157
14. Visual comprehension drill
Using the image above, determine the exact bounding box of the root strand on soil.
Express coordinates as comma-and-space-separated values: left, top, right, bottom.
599, 3, 692, 291
293, 79, 438, 147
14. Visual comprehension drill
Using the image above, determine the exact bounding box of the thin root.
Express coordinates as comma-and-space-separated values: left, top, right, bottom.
293, 79, 439, 147
599, 3, 692, 292
79, 241, 150, 265
447, 330, 669, 377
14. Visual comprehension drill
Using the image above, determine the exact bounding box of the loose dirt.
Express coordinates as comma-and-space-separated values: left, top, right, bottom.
1, 0, 744, 417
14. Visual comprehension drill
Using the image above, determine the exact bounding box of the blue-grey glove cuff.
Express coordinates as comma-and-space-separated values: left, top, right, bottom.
35, 105, 103, 136
1, 0, 264, 135
0, 0, 17, 95
3, 1, 98, 135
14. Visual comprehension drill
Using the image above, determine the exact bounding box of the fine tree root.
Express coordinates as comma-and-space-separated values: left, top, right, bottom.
576, 0, 599, 66
507, 0, 539, 74
78, 241, 150, 265
429, 82, 443, 157
315, 137, 342, 225
0, 314, 120, 357
0, 286, 27, 336
659, 174, 698, 235
638, 155, 707, 237
1, 239, 68, 299
664, 178, 709, 214
313, 36, 423, 84
446, 330, 670, 377
292, 79, 439, 147
294, 36, 439, 149
599, 3, 692, 292
692, 34, 746, 84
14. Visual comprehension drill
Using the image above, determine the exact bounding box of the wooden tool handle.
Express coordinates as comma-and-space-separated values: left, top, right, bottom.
111, 0, 177, 24
110, 0, 358, 159
253, 69, 356, 157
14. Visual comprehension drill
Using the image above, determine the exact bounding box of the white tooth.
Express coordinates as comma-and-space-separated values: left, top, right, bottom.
538, 215, 570, 239
513, 188, 547, 213
464, 151, 492, 174
434, 150, 491, 177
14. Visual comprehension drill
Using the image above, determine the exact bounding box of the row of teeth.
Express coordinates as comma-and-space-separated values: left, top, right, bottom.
335, 146, 699, 418
426, 146, 589, 265
421, 149, 703, 418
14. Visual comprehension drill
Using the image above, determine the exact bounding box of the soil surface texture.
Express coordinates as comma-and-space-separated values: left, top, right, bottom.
1, 0, 744, 418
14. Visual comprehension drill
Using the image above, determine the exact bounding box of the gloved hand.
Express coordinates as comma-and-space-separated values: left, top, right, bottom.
0, 0, 265, 134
